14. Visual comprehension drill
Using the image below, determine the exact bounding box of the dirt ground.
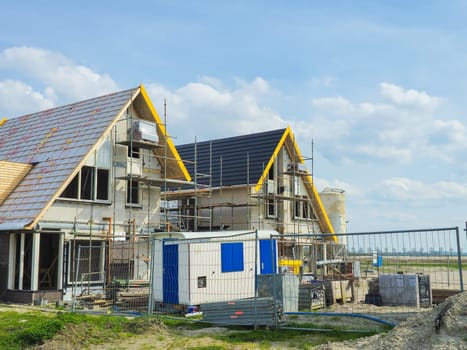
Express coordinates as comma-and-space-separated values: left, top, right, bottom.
315, 291, 467, 350
3, 292, 466, 349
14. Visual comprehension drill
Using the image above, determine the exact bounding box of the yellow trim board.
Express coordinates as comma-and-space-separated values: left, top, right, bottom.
303, 174, 337, 241
255, 127, 291, 192
255, 127, 305, 192
0, 161, 33, 206
254, 126, 337, 241
139, 85, 192, 182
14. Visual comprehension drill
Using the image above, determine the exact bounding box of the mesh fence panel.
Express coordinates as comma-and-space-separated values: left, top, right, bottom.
69, 227, 465, 328
274, 227, 465, 326
71, 238, 151, 314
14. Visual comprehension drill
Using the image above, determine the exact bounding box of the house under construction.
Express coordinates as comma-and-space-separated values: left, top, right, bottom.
0, 85, 193, 303
0, 85, 347, 305
171, 128, 345, 271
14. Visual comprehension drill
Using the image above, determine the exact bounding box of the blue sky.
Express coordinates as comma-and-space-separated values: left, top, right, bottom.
1, 1, 467, 243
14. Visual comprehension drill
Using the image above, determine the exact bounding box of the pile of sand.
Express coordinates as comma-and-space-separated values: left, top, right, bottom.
317, 291, 467, 350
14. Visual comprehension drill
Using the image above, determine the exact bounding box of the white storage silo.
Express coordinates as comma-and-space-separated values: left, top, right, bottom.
319, 188, 347, 244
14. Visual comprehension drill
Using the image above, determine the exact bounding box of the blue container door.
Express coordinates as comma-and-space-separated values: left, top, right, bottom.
259, 239, 276, 274
163, 243, 179, 304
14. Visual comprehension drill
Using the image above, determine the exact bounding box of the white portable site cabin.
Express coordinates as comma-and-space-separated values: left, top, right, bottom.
152, 230, 279, 306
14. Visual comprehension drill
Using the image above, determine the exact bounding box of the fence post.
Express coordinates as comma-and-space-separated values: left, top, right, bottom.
254, 230, 258, 328
455, 227, 464, 292
271, 234, 278, 329
148, 235, 155, 315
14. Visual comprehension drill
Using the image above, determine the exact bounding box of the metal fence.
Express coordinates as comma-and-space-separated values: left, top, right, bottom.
70, 238, 151, 313
69, 227, 465, 328
275, 227, 465, 327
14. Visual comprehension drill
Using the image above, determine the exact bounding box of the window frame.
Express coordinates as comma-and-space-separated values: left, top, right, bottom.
59, 136, 112, 203
126, 179, 141, 207
59, 165, 111, 203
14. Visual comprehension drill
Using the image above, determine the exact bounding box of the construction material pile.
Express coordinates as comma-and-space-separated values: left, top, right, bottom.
317, 291, 467, 350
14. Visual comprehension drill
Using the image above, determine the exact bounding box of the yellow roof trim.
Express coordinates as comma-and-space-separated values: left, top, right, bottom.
255, 126, 305, 192
0, 118, 7, 126
302, 174, 337, 241
255, 127, 290, 192
285, 127, 305, 164
139, 85, 192, 181
253, 126, 336, 241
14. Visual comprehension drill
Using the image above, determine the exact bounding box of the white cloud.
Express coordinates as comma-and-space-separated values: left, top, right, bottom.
0, 47, 118, 103
305, 82, 458, 164
379, 177, 467, 201
311, 96, 355, 115
146, 77, 287, 143
0, 80, 54, 117
355, 144, 413, 162
380, 82, 443, 109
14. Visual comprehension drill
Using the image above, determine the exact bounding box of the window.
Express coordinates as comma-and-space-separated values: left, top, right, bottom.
294, 200, 300, 218
221, 242, 244, 272
60, 166, 110, 202
128, 146, 140, 158
96, 169, 110, 200
293, 198, 316, 220
80, 166, 94, 200
267, 199, 276, 218
268, 165, 274, 180
59, 136, 111, 202
60, 173, 79, 199
303, 201, 309, 218
266, 163, 276, 218
126, 180, 140, 205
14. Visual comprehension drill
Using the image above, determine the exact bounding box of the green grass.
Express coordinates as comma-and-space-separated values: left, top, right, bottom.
0, 308, 388, 349
0, 311, 63, 349
0, 310, 162, 349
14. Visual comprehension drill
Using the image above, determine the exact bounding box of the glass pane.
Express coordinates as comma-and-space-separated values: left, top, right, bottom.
60, 173, 79, 199
96, 169, 109, 200
80, 166, 95, 200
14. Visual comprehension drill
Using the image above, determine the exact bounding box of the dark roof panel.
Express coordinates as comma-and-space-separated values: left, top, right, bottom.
176, 128, 286, 187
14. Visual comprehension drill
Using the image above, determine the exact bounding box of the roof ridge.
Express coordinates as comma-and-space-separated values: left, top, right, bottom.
176, 128, 287, 147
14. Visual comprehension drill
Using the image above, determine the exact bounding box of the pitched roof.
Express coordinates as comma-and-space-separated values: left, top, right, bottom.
176, 127, 336, 238
0, 85, 189, 230
176, 128, 287, 187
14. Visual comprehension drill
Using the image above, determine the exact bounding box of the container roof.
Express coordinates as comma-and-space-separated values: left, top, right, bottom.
153, 229, 279, 241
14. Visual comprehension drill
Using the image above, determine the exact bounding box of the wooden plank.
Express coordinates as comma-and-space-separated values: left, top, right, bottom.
0, 161, 33, 205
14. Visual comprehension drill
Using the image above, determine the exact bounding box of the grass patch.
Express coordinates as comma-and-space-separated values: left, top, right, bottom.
0, 308, 388, 349
0, 310, 164, 349
0, 311, 63, 349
